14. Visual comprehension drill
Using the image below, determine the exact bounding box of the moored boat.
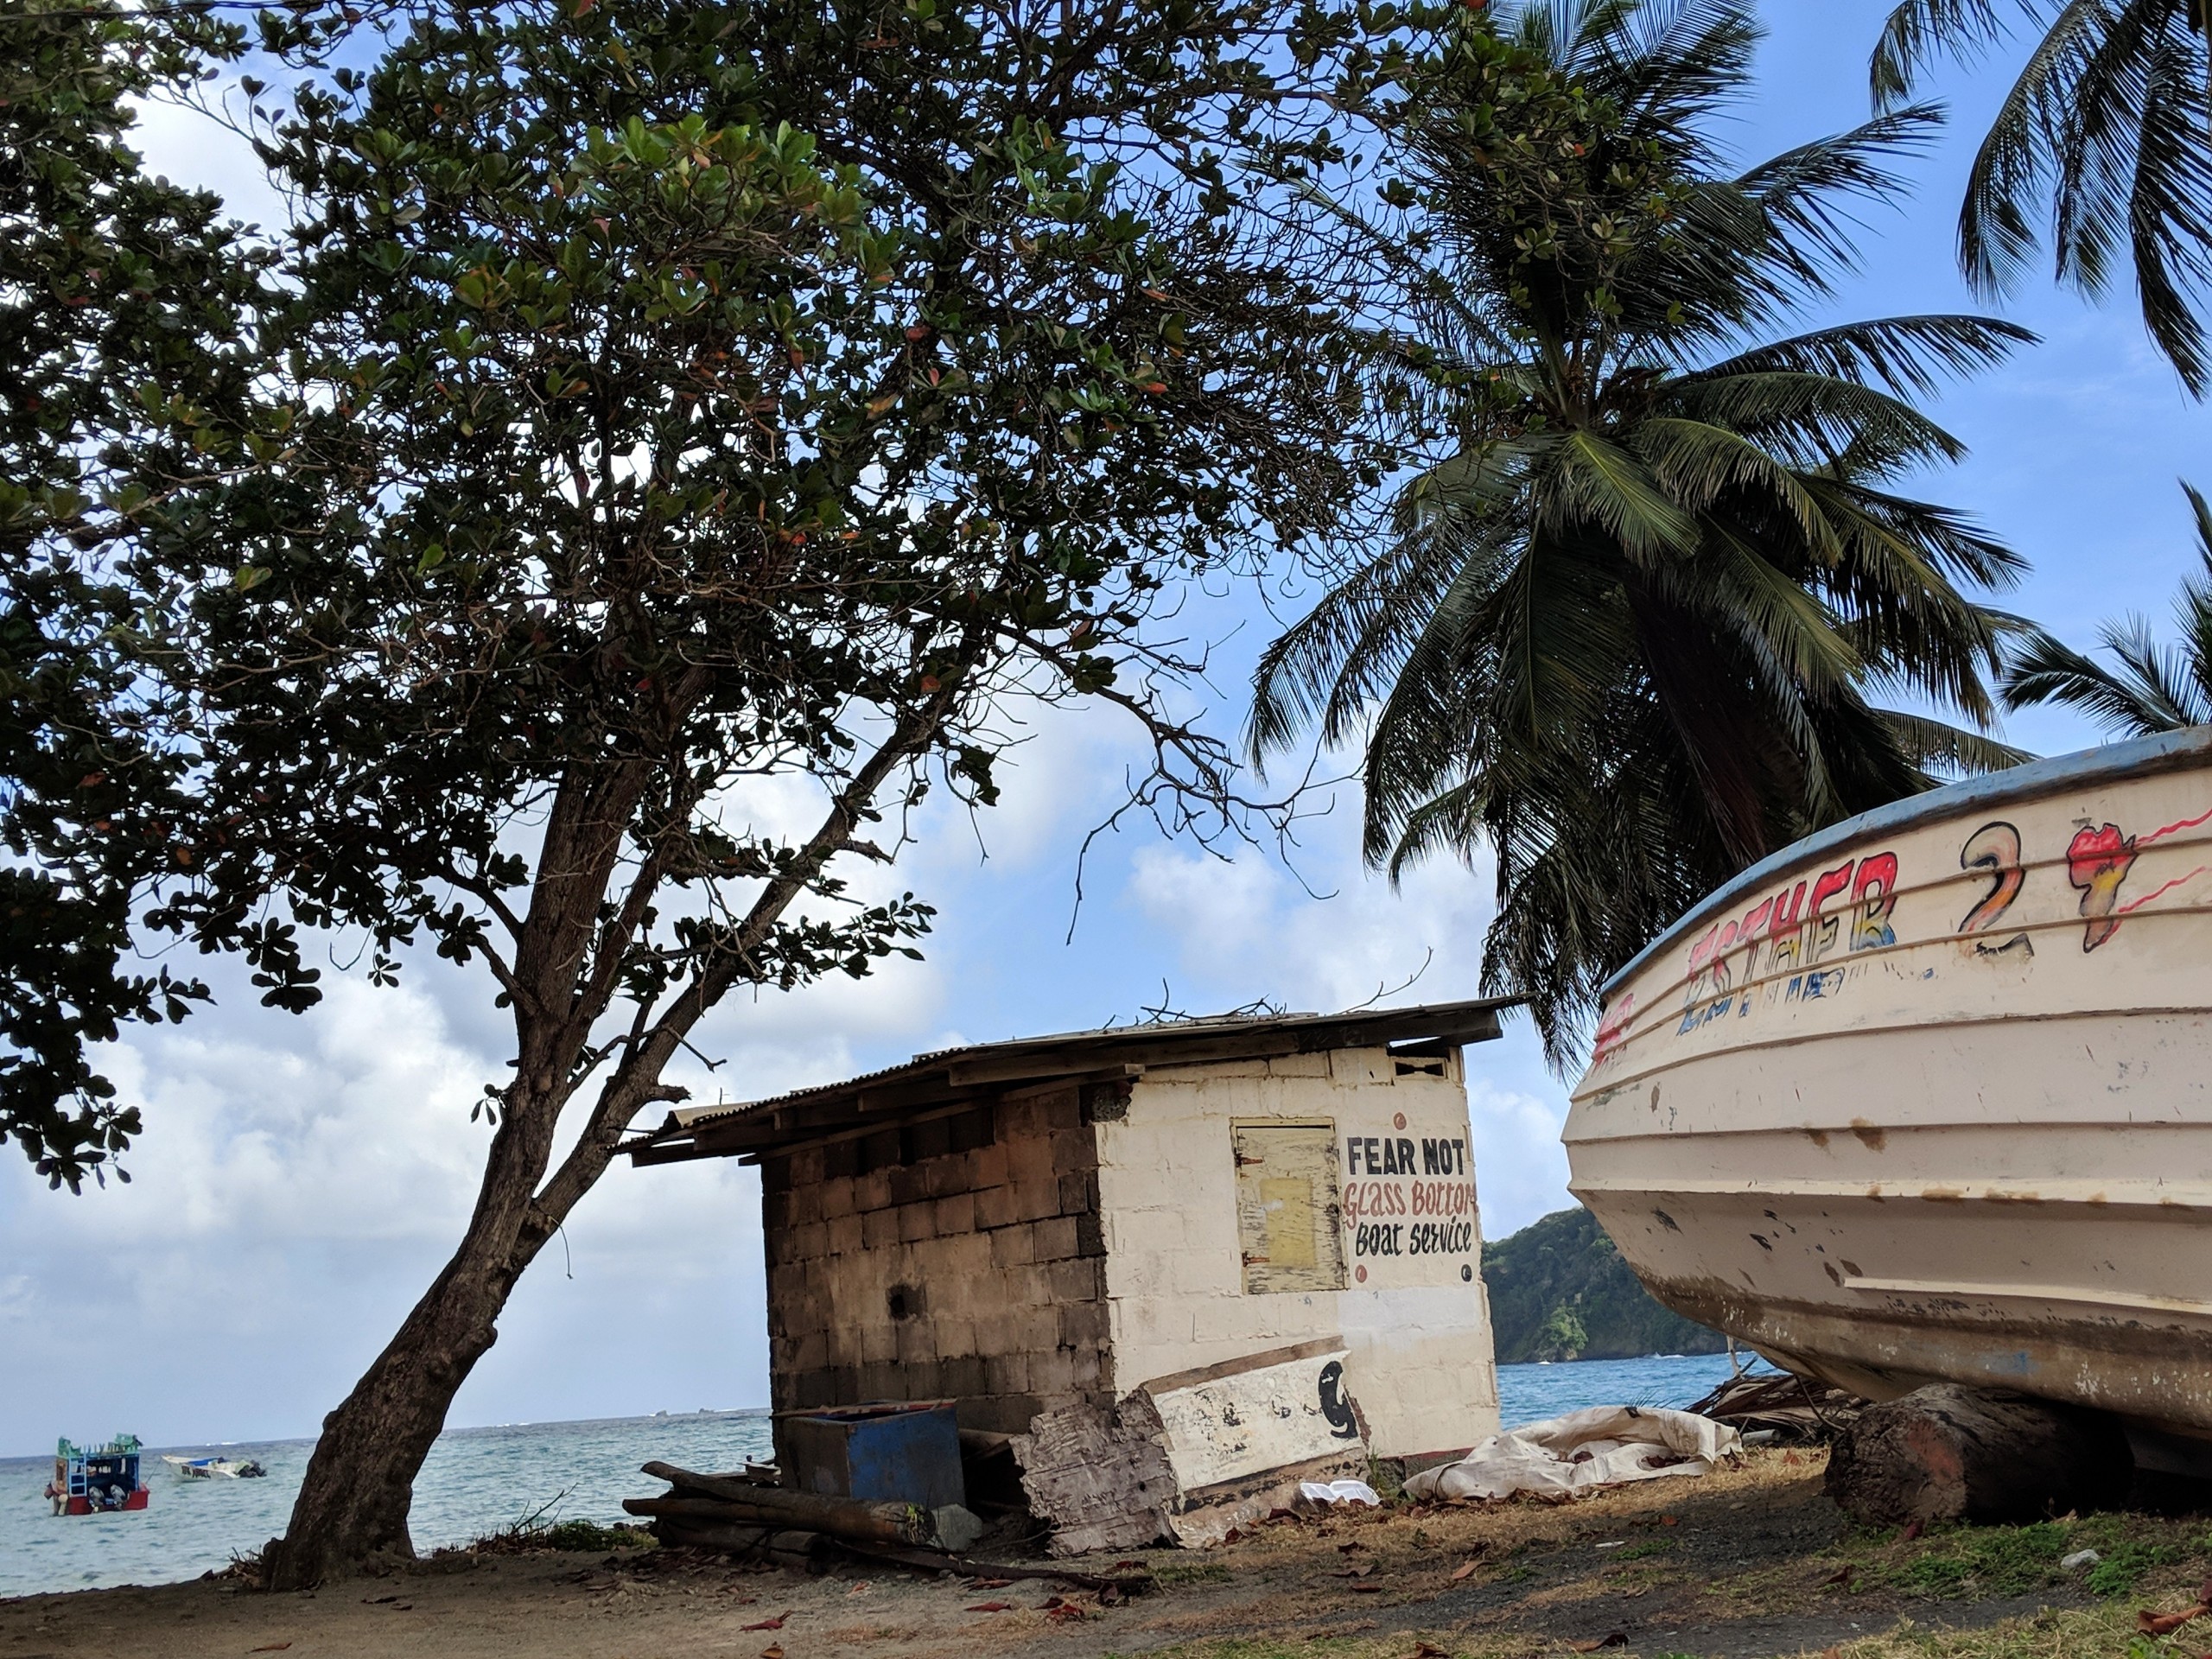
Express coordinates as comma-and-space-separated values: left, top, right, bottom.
45, 1435, 149, 1514
1566, 728, 2212, 1471
162, 1453, 267, 1479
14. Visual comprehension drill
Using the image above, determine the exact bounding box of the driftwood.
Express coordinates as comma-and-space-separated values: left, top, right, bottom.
651, 1516, 825, 1568
1686, 1370, 1866, 1444
1825, 1384, 2132, 1526
638, 1463, 929, 1546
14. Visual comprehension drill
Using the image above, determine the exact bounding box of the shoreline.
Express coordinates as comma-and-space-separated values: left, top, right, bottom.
5, 1449, 2196, 1659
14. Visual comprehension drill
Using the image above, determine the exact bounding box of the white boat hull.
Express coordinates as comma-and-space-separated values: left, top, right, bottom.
1566, 730, 2212, 1454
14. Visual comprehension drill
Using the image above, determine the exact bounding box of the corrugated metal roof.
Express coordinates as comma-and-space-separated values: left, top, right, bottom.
625, 995, 1518, 1166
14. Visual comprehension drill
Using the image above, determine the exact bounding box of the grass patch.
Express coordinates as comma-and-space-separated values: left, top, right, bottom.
1845, 1510, 2209, 1604
1893, 1519, 2069, 1598
1150, 1560, 1232, 1588
1614, 1535, 1675, 1560
1832, 1601, 2155, 1657
537, 1518, 643, 1552
456, 1489, 654, 1556
1103, 1637, 1563, 1659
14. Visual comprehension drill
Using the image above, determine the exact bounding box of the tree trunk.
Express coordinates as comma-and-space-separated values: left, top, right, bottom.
261, 1100, 562, 1588
256, 698, 958, 1588
1824, 1383, 2133, 1527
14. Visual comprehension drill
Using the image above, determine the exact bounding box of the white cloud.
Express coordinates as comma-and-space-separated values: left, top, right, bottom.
1120, 794, 1580, 1243
125, 86, 289, 234
1465, 1077, 1573, 1242
1122, 785, 1494, 1014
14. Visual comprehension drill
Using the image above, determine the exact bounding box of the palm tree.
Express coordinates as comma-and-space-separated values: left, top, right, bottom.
1871, 0, 2212, 394
1251, 0, 2034, 1064
2001, 482, 2212, 732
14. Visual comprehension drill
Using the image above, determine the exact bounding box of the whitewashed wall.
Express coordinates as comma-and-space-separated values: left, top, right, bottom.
1094, 1049, 1501, 1459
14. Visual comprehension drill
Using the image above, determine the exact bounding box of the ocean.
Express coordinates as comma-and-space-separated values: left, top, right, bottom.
1, 1351, 1764, 1599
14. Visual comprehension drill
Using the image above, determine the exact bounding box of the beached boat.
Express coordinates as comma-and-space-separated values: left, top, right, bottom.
45, 1435, 149, 1514
162, 1453, 267, 1479
1566, 728, 2212, 1472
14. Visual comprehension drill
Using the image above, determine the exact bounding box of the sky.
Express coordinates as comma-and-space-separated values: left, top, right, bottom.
5, 1, 2210, 1456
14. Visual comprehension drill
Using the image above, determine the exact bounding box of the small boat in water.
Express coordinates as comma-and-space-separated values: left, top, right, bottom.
45, 1435, 149, 1514
162, 1453, 267, 1479
1567, 728, 2212, 1472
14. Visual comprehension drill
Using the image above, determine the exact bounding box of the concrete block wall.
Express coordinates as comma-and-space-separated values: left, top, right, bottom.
1094, 1050, 1501, 1460
761, 1084, 1109, 1435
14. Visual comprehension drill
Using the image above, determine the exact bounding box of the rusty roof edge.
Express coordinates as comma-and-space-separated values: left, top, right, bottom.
621, 995, 1522, 1158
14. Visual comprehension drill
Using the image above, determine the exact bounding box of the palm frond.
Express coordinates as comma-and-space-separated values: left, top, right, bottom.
1537, 429, 1701, 560
1878, 708, 2035, 775
2098, 612, 2212, 725
1999, 620, 2195, 734
2115, 27, 2212, 394
1691, 315, 2037, 398
1958, 0, 2111, 297
2179, 480, 2212, 711
1735, 108, 1946, 293
1872, 0, 2021, 109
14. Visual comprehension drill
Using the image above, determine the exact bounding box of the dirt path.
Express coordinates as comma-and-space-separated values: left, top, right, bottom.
3, 1450, 2198, 1658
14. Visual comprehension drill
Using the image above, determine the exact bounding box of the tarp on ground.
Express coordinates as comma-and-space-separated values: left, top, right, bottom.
1402, 1405, 1742, 1503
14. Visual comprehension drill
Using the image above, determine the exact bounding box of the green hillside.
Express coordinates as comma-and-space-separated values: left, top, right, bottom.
1482, 1205, 1726, 1363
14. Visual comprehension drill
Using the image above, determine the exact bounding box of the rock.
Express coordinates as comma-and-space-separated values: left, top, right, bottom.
930, 1505, 984, 1554
1823, 1385, 2132, 1527
2061, 1548, 2102, 1570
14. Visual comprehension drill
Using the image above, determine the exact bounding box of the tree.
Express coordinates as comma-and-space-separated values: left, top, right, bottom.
1250, 0, 2033, 1062
1871, 0, 2212, 394
2002, 481, 2212, 732
0, 0, 290, 1189
30, 0, 1379, 1586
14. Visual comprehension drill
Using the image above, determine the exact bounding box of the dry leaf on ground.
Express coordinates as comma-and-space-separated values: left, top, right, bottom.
741, 1612, 790, 1630
1450, 1560, 1479, 1581
2138, 1602, 2209, 1637
1567, 1633, 1626, 1652
965, 1601, 1014, 1613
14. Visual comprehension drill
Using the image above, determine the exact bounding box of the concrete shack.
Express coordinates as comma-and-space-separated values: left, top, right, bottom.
629, 1000, 1509, 1536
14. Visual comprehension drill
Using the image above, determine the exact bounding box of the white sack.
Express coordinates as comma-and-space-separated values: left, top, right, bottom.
1402, 1405, 1741, 1503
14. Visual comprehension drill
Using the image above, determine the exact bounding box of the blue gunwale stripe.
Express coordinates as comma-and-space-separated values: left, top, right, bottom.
1599, 726, 2212, 999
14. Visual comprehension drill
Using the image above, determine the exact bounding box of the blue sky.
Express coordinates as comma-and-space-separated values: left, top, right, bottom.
3, 1, 2208, 1456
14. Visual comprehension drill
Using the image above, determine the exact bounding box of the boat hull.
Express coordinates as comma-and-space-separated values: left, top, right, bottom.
56, 1490, 149, 1515
1566, 730, 2212, 1449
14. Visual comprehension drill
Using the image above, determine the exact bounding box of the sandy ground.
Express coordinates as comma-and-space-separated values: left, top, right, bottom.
3, 1449, 2197, 1659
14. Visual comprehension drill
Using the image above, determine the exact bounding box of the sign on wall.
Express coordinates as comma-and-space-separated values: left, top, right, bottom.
1341, 1123, 1477, 1282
